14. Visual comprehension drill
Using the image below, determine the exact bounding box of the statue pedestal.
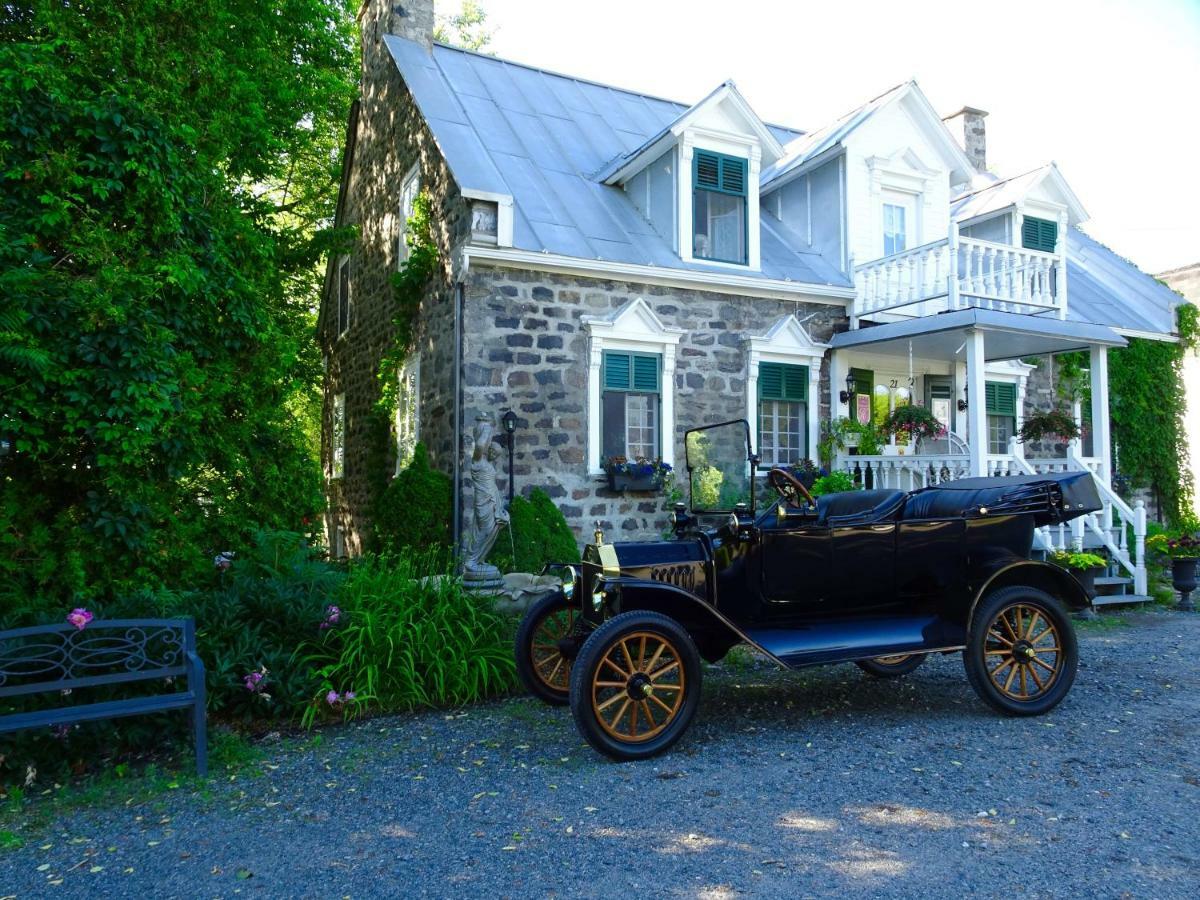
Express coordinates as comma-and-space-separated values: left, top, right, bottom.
492, 572, 563, 616
462, 565, 504, 594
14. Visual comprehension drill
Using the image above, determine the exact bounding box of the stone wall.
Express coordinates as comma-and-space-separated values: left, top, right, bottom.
320, 0, 468, 555
459, 265, 846, 541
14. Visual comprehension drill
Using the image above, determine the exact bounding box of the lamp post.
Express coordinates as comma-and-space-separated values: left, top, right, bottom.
838, 372, 856, 404
501, 409, 518, 505
957, 383, 969, 413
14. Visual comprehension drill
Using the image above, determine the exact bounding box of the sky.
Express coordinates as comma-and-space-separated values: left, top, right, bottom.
464, 0, 1200, 275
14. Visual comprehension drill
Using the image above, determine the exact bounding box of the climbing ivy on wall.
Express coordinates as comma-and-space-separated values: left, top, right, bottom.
1109, 303, 1198, 525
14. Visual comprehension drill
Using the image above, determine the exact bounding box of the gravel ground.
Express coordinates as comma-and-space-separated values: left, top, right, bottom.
2, 609, 1198, 899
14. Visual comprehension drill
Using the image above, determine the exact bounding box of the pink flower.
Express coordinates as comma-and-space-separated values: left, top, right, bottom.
326, 690, 341, 706
343, 691, 356, 702
243, 666, 269, 696
325, 605, 341, 624
66, 608, 93, 630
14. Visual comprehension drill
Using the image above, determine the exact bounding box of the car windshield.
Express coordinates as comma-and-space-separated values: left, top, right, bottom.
684, 420, 753, 514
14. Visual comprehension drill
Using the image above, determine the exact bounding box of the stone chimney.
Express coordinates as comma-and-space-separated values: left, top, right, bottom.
358, 1, 435, 50
942, 106, 988, 172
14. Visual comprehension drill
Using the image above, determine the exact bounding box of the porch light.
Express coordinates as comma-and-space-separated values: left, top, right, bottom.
958, 385, 969, 413
839, 372, 856, 404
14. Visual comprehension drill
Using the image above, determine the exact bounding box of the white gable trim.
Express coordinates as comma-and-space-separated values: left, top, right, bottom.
745, 315, 830, 463
582, 298, 685, 475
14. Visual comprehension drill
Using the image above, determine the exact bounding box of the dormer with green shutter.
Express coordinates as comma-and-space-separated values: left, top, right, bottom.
692, 150, 748, 265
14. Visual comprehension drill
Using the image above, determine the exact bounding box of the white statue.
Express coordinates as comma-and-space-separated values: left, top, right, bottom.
461, 414, 508, 583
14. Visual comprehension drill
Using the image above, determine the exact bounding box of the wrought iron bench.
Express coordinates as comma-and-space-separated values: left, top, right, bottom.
0, 618, 207, 775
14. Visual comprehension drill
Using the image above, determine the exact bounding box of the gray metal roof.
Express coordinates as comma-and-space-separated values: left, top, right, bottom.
384, 37, 847, 288
1066, 227, 1181, 337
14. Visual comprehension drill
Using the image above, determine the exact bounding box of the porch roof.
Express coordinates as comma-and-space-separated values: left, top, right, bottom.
830, 308, 1127, 361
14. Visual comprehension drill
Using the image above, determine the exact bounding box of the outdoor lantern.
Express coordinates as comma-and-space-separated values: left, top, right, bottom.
839, 372, 856, 404
501, 409, 518, 504
958, 384, 969, 413
501, 409, 518, 435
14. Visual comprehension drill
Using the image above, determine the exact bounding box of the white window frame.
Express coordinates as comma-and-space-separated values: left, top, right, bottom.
336, 256, 351, 339
677, 130, 762, 272
582, 298, 684, 475
331, 393, 346, 480
397, 164, 420, 266
881, 188, 917, 257
394, 353, 420, 475
745, 315, 829, 473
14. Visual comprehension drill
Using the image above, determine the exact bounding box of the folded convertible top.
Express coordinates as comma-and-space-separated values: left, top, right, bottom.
903, 471, 1102, 526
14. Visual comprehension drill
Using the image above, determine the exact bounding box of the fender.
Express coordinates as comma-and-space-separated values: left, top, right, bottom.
967, 558, 1090, 631
602, 576, 787, 667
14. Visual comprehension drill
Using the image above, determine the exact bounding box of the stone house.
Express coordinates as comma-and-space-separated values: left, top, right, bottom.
320, 0, 1183, 599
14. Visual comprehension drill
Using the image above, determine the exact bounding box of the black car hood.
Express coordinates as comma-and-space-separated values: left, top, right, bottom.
608, 537, 708, 569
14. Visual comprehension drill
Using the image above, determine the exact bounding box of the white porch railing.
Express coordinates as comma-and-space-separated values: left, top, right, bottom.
853, 234, 1064, 322
834, 443, 1147, 596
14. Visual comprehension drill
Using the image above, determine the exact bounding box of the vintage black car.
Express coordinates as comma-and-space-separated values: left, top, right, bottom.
515, 420, 1102, 761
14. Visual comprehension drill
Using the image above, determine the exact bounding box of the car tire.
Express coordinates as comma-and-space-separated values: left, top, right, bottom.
569, 611, 702, 761
963, 585, 1078, 716
855, 654, 926, 679
515, 591, 579, 705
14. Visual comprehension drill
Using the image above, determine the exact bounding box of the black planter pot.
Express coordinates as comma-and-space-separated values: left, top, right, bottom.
1171, 557, 1198, 612
1071, 565, 1106, 601
606, 471, 662, 493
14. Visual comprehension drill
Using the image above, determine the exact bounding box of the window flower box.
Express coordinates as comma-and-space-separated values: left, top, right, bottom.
604, 457, 671, 493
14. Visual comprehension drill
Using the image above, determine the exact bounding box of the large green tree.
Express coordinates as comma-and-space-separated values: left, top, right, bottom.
0, 2, 357, 602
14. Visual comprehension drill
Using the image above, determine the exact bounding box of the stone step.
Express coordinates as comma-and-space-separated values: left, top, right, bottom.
1092, 593, 1152, 607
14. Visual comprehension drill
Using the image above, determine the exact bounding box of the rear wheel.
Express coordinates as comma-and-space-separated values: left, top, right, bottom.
963, 586, 1078, 716
855, 653, 926, 679
569, 611, 702, 761
515, 591, 579, 705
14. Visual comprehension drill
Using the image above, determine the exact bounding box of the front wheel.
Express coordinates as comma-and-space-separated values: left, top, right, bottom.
855, 653, 926, 679
569, 611, 702, 761
515, 591, 580, 705
963, 586, 1078, 716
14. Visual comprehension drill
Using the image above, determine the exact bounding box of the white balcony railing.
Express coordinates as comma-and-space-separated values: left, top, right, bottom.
853, 234, 1065, 323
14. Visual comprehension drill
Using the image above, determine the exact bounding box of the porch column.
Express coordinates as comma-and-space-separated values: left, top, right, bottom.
965, 329, 988, 477
829, 350, 849, 423
1089, 345, 1111, 482
1013, 376, 1028, 460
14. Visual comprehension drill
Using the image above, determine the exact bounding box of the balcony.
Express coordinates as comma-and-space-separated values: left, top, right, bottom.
852, 233, 1064, 325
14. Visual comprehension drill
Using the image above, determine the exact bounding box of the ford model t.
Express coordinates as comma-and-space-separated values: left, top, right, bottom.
515, 420, 1101, 760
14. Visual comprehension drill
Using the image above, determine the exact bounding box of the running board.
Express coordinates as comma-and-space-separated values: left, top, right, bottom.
745, 616, 966, 669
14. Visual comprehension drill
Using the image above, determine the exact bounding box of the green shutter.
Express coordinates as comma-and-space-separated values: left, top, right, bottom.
693, 150, 747, 197
1021, 216, 1058, 252
603, 350, 659, 393
985, 381, 1016, 417
632, 354, 660, 392
758, 363, 808, 402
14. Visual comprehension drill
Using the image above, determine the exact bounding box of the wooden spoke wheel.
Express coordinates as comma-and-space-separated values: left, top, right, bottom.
855, 653, 926, 679
570, 611, 702, 761
964, 586, 1078, 716
515, 591, 581, 705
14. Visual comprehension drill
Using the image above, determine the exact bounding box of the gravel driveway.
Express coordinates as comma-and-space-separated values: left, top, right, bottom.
3, 609, 1198, 899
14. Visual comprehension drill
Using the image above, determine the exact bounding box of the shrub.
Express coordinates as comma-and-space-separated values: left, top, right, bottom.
489, 488, 581, 573
373, 443, 453, 554
299, 551, 516, 726
811, 471, 857, 496
1050, 550, 1107, 571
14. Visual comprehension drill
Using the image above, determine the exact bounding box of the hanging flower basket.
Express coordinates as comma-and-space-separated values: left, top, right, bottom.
603, 457, 671, 493
880, 405, 946, 443
1019, 410, 1081, 444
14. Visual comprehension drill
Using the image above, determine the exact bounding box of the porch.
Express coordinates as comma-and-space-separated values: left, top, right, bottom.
827, 309, 1149, 599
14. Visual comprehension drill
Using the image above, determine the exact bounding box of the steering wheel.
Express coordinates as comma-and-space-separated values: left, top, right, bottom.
768, 467, 816, 508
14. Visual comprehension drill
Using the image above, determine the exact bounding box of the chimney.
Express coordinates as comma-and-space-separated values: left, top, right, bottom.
358, 1, 434, 50
942, 106, 988, 173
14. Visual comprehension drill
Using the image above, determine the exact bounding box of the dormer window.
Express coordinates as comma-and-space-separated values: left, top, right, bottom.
692, 150, 747, 265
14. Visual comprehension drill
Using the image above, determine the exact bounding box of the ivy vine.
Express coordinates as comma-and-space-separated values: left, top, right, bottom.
1109, 302, 1197, 525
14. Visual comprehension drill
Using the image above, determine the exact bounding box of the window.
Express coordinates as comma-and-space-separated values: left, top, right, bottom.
882, 190, 916, 257
337, 258, 351, 337
692, 150, 747, 264
334, 525, 346, 559
601, 350, 661, 461
985, 381, 1017, 454
394, 355, 420, 475
332, 393, 346, 479
397, 165, 420, 264
1021, 216, 1058, 252
757, 363, 808, 466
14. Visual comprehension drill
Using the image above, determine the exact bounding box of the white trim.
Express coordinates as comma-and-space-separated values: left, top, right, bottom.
331, 393, 346, 481
745, 315, 830, 468
459, 244, 854, 304
336, 256, 351, 339
394, 353, 421, 476
582, 298, 685, 475
1112, 327, 1178, 343
397, 164, 420, 265
461, 188, 514, 247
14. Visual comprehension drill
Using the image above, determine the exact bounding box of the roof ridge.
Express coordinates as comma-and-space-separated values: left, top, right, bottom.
951, 164, 1050, 202
428, 39, 805, 136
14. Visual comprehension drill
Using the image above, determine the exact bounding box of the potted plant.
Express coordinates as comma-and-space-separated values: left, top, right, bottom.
1147, 522, 1200, 611
880, 405, 946, 447
785, 459, 822, 491
1019, 410, 1081, 445
603, 457, 671, 493
810, 471, 857, 496
1049, 550, 1108, 600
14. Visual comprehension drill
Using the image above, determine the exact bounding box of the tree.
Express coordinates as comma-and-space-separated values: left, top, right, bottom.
0, 2, 358, 602
435, 0, 494, 52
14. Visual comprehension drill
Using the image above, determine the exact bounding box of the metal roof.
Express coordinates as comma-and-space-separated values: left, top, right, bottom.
951, 164, 1087, 225
384, 37, 847, 288
1065, 227, 1181, 337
